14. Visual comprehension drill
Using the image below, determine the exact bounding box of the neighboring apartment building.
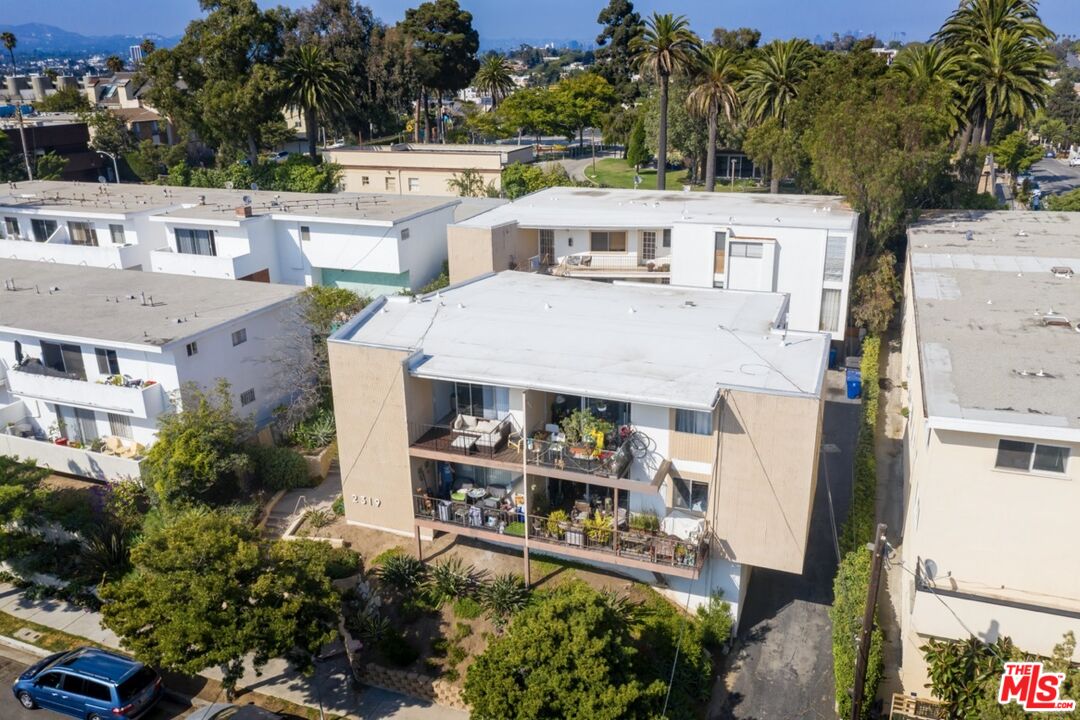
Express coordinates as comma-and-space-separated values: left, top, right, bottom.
2, 74, 81, 105
0, 181, 463, 297
328, 272, 829, 622
324, 143, 535, 197
82, 72, 179, 146
0, 259, 304, 482
899, 211, 1080, 690
447, 187, 859, 341
0, 113, 106, 181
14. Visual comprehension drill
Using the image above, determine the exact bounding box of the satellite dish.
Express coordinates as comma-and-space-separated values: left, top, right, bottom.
922, 558, 938, 582
242, 195, 252, 205
250, 183, 258, 191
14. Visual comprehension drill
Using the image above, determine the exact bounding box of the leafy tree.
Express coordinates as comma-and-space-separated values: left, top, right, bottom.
105, 55, 125, 73
1045, 74, 1080, 131
743, 116, 801, 193
100, 509, 339, 699
124, 139, 187, 182
472, 54, 516, 108
363, 24, 420, 138
280, 44, 353, 159
631, 13, 700, 190
892, 43, 965, 135
140, 38, 156, 57
600, 105, 636, 152
594, 0, 643, 102
625, 115, 650, 171
85, 110, 134, 157
33, 152, 66, 180
687, 45, 742, 191
501, 162, 575, 199
1036, 116, 1068, 151
851, 252, 902, 335
922, 636, 1014, 719
33, 86, 90, 113
143, 380, 252, 505
830, 548, 884, 720
1044, 187, 1080, 211
166, 156, 341, 193
711, 26, 761, 52
140, 0, 291, 164
399, 0, 479, 142
553, 72, 616, 147
463, 583, 666, 719
991, 128, 1045, 175
447, 168, 497, 197
497, 86, 559, 143
0, 455, 48, 523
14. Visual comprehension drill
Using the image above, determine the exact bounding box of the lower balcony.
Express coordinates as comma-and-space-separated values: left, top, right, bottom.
548, 251, 672, 279
150, 247, 257, 280
412, 492, 708, 579
0, 237, 141, 269
0, 426, 145, 482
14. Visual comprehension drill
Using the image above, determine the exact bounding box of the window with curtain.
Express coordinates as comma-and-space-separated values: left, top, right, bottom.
31, 219, 57, 242
820, 288, 842, 333
67, 221, 98, 246
453, 383, 509, 419
675, 409, 712, 435
673, 477, 709, 513
824, 235, 846, 281
109, 224, 126, 245
176, 228, 216, 256
590, 231, 627, 252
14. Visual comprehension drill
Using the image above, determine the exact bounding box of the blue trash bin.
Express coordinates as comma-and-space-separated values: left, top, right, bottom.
846, 369, 862, 399
829, 347, 838, 370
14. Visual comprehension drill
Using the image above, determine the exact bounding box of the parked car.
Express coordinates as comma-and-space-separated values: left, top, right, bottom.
11, 647, 162, 719
188, 703, 302, 719
1069, 155, 1080, 167
1045, 150, 1057, 158
269, 150, 290, 163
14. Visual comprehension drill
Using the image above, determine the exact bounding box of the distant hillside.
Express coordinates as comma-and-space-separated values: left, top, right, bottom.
0, 23, 180, 56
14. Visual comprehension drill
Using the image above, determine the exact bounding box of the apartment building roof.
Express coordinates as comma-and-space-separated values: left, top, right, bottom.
0, 181, 458, 226
332, 272, 829, 410
0, 259, 300, 351
907, 211, 1080, 437
454, 186, 858, 232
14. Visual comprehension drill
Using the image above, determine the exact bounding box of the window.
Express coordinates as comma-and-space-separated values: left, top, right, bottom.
641, 231, 656, 261
95, 348, 120, 375
385, 176, 396, 191
590, 231, 626, 252
67, 221, 98, 246
117, 667, 156, 703
3, 216, 19, 238
361, 176, 370, 186
36, 672, 63, 689
714, 232, 726, 273
730, 242, 763, 258
400, 228, 410, 242
185, 341, 198, 356
453, 383, 509, 419
820, 288, 842, 333
300, 226, 311, 242
109, 224, 125, 245
408, 177, 420, 192
824, 235, 847, 281
995, 439, 1070, 473
175, 228, 216, 256
539, 229, 555, 264
108, 413, 132, 439
586, 398, 630, 427
240, 388, 256, 406
231, 328, 247, 346
74, 408, 98, 442
673, 477, 709, 513
675, 409, 712, 435
63, 675, 111, 701
662, 228, 671, 248
31, 218, 57, 242
40, 341, 87, 380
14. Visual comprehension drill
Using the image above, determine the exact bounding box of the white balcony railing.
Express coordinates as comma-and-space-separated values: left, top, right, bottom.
6, 368, 166, 419
150, 247, 252, 280
552, 251, 672, 276
0, 237, 140, 269
0, 431, 144, 482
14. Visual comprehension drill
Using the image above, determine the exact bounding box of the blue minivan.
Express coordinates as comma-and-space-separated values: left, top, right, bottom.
12, 647, 163, 719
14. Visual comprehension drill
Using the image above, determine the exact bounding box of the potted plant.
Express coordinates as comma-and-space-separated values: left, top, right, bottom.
546, 509, 569, 538
560, 409, 614, 455
583, 511, 612, 546
629, 510, 660, 533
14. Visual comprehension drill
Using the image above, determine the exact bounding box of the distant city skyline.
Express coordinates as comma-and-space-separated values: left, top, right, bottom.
4, 0, 1079, 47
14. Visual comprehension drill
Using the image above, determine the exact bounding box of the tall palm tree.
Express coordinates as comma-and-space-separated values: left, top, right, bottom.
686, 45, 742, 192
631, 13, 700, 190
105, 55, 125, 74
893, 43, 966, 135
936, 0, 1052, 48
742, 38, 815, 191
1, 32, 32, 180
473, 55, 516, 109
280, 45, 353, 160
963, 28, 1054, 145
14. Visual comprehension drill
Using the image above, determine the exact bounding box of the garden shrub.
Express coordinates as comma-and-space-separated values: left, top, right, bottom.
290, 406, 337, 452
324, 546, 361, 579
331, 496, 345, 516
377, 553, 426, 593
696, 591, 734, 650
378, 629, 419, 667
248, 445, 312, 491
840, 335, 881, 554
453, 596, 483, 620
830, 548, 883, 720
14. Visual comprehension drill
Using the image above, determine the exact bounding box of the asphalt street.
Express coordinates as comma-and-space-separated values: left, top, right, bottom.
0, 649, 194, 720
1031, 157, 1080, 196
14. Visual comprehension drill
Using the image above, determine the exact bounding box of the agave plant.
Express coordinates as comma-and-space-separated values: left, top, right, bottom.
356, 612, 391, 643
80, 521, 131, 582
480, 573, 529, 628
599, 589, 641, 626
376, 553, 427, 593
426, 556, 480, 606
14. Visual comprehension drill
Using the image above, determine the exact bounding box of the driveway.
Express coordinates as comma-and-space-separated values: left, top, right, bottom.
1031, 158, 1080, 196
710, 394, 860, 719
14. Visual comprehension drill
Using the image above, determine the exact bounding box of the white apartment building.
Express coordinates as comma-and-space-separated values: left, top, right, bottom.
447, 187, 860, 342
899, 211, 1080, 690
0, 259, 305, 482
0, 181, 466, 298
328, 272, 830, 622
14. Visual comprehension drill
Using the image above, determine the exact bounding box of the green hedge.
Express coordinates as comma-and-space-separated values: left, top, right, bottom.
830, 548, 884, 720
831, 336, 884, 717
248, 445, 313, 491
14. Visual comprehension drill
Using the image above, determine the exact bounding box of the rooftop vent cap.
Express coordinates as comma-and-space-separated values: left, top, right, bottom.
1051, 266, 1074, 278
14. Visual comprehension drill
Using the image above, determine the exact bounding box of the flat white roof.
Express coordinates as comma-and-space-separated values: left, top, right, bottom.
454, 186, 858, 232
332, 272, 828, 410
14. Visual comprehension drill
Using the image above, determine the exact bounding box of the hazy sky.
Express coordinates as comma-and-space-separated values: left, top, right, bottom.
7, 0, 1080, 43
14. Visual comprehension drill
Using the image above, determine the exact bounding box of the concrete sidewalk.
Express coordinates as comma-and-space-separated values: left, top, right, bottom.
0, 582, 463, 720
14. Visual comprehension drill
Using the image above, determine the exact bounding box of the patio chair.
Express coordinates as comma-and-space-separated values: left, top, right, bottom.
654, 537, 676, 564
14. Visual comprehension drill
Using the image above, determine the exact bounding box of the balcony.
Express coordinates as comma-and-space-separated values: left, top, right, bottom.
0, 426, 144, 482
0, 236, 141, 269
149, 247, 255, 280
548, 252, 672, 279
7, 364, 166, 419
412, 493, 708, 579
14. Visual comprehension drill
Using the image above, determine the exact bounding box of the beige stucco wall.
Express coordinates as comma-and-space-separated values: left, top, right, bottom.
710, 390, 822, 574
448, 222, 535, 284
326, 149, 504, 196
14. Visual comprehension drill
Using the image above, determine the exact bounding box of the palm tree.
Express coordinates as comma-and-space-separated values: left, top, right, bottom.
893, 43, 966, 135
280, 45, 353, 160
140, 39, 156, 57
473, 55, 516, 110
686, 45, 742, 191
742, 38, 816, 191
631, 13, 700, 190
937, 0, 1052, 48
1, 32, 32, 180
105, 55, 125, 74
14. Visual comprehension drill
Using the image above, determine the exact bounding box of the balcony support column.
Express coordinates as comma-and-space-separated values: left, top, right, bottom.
414, 525, 423, 562
613, 487, 619, 554
521, 388, 531, 588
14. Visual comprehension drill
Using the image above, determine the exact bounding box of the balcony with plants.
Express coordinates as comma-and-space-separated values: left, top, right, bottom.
6, 360, 165, 419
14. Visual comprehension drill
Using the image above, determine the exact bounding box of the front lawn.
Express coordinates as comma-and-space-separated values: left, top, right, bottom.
584, 158, 763, 192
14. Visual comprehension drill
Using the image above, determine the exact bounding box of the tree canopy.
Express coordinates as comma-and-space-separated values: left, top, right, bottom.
594, 0, 643, 102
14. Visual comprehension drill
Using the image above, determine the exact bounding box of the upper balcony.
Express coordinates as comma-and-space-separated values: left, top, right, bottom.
6, 363, 167, 419
0, 236, 142, 270
149, 247, 256, 280
542, 251, 672, 279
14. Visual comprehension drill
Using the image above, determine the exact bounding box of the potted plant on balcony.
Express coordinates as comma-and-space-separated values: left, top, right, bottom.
583, 510, 612, 546
560, 409, 614, 459
545, 509, 569, 539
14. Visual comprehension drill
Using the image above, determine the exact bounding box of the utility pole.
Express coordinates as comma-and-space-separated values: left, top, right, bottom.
850, 523, 888, 720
